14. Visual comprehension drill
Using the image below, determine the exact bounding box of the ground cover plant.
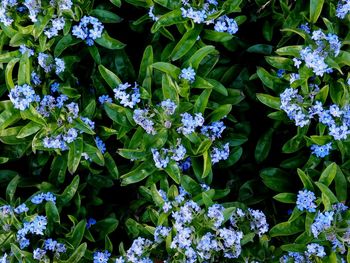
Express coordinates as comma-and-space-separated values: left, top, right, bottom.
0, 0, 349, 262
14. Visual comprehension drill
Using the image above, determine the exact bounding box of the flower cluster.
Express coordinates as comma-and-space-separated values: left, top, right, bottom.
178, 0, 239, 35
17, 215, 48, 249
9, 84, 40, 111
34, 238, 66, 261
177, 112, 205, 135
151, 143, 187, 169
113, 82, 141, 108
296, 189, 317, 212
279, 86, 350, 156
280, 243, 326, 262
31, 192, 56, 204
292, 29, 341, 76
38, 53, 65, 75
44, 17, 65, 38
310, 203, 349, 254
336, 0, 350, 19
72, 16, 104, 46
118, 187, 268, 262
211, 143, 230, 164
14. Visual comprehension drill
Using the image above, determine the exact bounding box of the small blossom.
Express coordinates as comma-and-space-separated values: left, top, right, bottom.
296, 189, 317, 212
179, 67, 196, 82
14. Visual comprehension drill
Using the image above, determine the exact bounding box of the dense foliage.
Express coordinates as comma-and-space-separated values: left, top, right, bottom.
0, 0, 349, 262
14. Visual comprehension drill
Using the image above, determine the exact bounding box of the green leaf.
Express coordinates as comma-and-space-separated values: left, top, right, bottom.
17, 121, 41, 138
260, 168, 291, 192
94, 218, 119, 240
202, 29, 233, 42
18, 54, 30, 86
110, 0, 121, 6
335, 167, 347, 202
310, 0, 324, 23
90, 9, 123, 23
164, 162, 181, 184
20, 105, 47, 126
202, 150, 211, 178
318, 162, 337, 186
257, 67, 284, 92
265, 56, 293, 71
98, 65, 122, 88
315, 182, 339, 204
54, 34, 81, 57
206, 78, 228, 96
181, 175, 201, 195
104, 103, 131, 126
247, 44, 273, 55
68, 220, 86, 248
273, 193, 297, 204
0, 51, 20, 63
207, 104, 232, 122
121, 162, 157, 185
88, 45, 101, 64
61, 243, 87, 263
187, 45, 218, 70
256, 93, 281, 110
95, 32, 125, 50
104, 152, 119, 179
68, 137, 83, 174
171, 26, 202, 61
194, 89, 212, 114
275, 45, 303, 57
5, 58, 20, 89
270, 217, 304, 237
45, 201, 60, 224
118, 148, 145, 160
152, 62, 180, 79
0, 109, 21, 130
255, 128, 273, 163
6, 175, 20, 202
151, 9, 186, 33
297, 168, 314, 191
58, 175, 80, 206
138, 45, 153, 83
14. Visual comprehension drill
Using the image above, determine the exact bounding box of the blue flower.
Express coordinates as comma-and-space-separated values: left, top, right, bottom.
306, 243, 326, 258
151, 148, 169, 169
336, 0, 350, 18
33, 248, 46, 260
311, 211, 334, 237
44, 238, 58, 251
98, 94, 112, 104
86, 218, 96, 229
72, 16, 104, 46
208, 204, 225, 228
177, 112, 204, 135
179, 67, 196, 82
133, 109, 156, 135
9, 84, 39, 111
63, 128, 78, 143
160, 99, 177, 115
311, 143, 332, 158
93, 250, 111, 263
14, 204, 29, 214
154, 226, 171, 242
296, 189, 317, 212
113, 82, 140, 108
211, 143, 230, 164
214, 15, 238, 35
95, 136, 106, 154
